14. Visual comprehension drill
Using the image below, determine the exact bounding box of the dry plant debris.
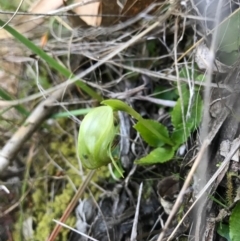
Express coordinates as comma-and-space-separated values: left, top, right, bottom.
0, 1, 240, 241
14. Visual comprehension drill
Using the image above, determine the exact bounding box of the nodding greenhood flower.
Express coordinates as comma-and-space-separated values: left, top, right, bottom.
78, 106, 118, 169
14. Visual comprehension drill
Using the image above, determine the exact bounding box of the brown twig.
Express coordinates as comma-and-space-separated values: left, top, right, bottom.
0, 84, 75, 173
46, 169, 96, 241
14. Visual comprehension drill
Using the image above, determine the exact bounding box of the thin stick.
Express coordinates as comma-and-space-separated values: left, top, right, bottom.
47, 169, 96, 241
157, 139, 209, 241
0, 85, 75, 172
0, 2, 177, 108
130, 182, 143, 241
166, 136, 240, 241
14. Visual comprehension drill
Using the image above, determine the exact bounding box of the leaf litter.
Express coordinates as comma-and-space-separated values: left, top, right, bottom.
1, 1, 240, 241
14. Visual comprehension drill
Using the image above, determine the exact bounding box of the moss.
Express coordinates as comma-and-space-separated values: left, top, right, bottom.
33, 183, 76, 240
12, 118, 112, 240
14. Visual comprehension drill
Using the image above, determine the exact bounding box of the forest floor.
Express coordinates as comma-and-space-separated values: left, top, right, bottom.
0, 1, 240, 241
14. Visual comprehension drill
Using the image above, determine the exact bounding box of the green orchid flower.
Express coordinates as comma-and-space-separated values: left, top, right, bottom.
78, 106, 123, 176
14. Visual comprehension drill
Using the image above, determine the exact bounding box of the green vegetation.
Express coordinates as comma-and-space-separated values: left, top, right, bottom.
3, 2, 239, 241
78, 77, 203, 170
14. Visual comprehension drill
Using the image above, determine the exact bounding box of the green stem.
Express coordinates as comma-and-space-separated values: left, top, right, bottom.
102, 99, 174, 146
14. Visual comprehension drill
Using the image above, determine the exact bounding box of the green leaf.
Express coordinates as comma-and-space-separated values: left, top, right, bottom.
190, 94, 203, 129
172, 95, 202, 145
230, 202, 240, 241
134, 119, 169, 147
217, 51, 239, 65
171, 84, 189, 129
217, 223, 231, 241
216, 9, 240, 53
0, 19, 102, 102
135, 146, 175, 165
179, 65, 202, 80
138, 119, 173, 146
171, 84, 203, 145
103, 99, 174, 146
171, 123, 192, 146
153, 86, 178, 102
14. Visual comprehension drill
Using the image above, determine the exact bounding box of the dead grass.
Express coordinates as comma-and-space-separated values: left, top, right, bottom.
0, 1, 240, 241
